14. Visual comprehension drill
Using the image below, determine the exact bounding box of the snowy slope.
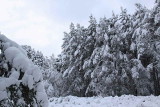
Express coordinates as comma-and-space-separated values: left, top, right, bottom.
49, 95, 160, 107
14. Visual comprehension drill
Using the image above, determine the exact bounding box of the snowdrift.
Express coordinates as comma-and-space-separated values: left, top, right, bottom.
49, 95, 160, 107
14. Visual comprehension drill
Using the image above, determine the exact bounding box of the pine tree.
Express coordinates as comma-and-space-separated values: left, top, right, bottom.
0, 35, 48, 107
52, 1, 160, 97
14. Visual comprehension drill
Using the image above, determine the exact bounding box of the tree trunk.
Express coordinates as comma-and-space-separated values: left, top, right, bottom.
153, 66, 160, 96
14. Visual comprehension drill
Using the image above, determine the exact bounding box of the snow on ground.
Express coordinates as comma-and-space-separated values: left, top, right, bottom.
49, 95, 160, 107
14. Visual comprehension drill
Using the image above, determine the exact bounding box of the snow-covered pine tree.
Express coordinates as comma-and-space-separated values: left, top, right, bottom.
143, 1, 160, 95
22, 45, 49, 70
0, 34, 48, 106
50, 1, 160, 97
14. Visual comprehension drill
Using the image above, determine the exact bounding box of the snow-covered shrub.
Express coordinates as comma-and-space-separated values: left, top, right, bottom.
44, 70, 65, 97
0, 34, 48, 107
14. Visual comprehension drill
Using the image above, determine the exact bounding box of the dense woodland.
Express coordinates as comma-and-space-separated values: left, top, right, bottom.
44, 1, 160, 97
0, 1, 160, 107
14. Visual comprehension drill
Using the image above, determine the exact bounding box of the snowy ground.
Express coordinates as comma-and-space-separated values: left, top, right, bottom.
49, 95, 160, 107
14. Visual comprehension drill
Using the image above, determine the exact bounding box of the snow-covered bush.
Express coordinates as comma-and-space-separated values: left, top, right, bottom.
0, 34, 48, 106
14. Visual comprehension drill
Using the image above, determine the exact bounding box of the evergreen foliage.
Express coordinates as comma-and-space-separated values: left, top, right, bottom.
57, 2, 160, 97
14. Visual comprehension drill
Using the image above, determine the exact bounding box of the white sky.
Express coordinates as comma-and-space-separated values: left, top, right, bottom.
0, 0, 155, 57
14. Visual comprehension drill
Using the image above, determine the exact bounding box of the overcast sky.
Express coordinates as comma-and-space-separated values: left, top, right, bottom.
0, 0, 155, 57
